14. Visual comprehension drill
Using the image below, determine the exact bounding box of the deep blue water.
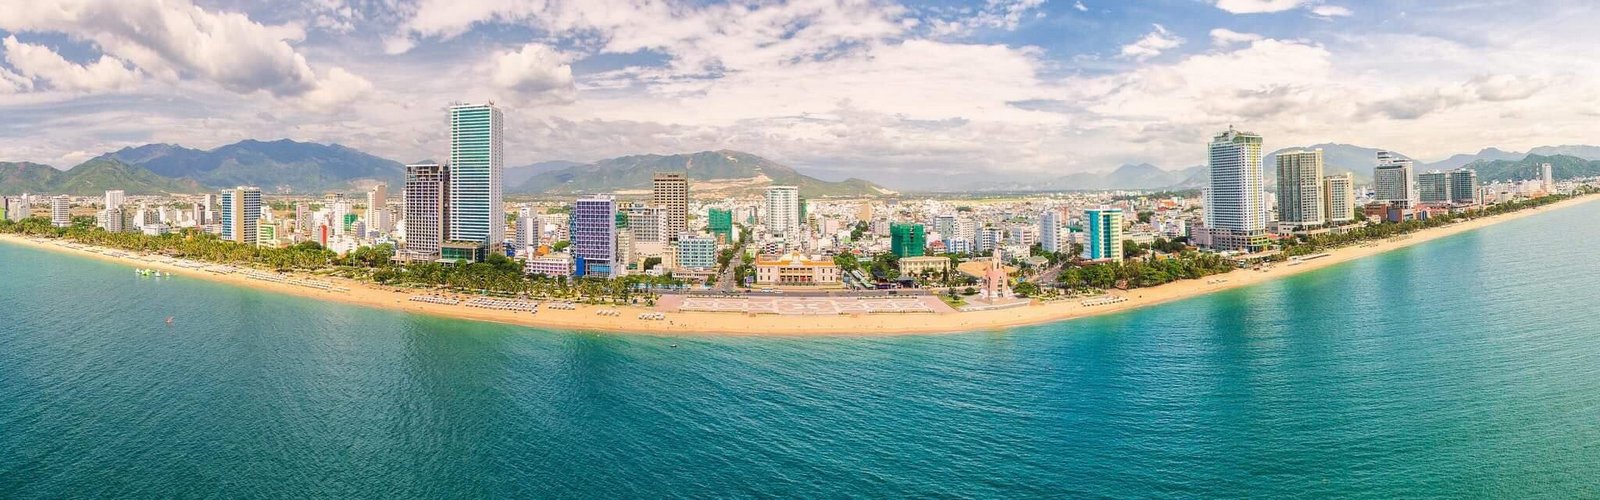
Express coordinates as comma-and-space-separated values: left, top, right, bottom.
5, 202, 1600, 498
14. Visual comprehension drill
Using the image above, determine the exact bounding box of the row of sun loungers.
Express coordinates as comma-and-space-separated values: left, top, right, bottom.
464, 297, 538, 312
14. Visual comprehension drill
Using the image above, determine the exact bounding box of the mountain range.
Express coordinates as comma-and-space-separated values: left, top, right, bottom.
7, 139, 1600, 197
511, 150, 895, 197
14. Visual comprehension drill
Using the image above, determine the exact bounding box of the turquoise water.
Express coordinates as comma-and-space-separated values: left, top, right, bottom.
5, 203, 1600, 498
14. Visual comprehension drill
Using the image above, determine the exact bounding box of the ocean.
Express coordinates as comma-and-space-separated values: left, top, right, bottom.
4, 202, 1600, 497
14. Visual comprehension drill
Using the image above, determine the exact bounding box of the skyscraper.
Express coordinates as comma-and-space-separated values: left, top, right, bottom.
103, 190, 124, 211
1322, 173, 1355, 224
51, 195, 70, 228
447, 102, 504, 249
402, 162, 448, 262
1275, 149, 1325, 229
1086, 207, 1123, 262
890, 223, 926, 258
1541, 163, 1555, 192
1204, 127, 1267, 251
572, 195, 619, 277
1418, 170, 1450, 204
652, 173, 688, 242
1373, 151, 1414, 207
366, 183, 389, 235
764, 186, 800, 236
219, 187, 260, 244
1449, 168, 1480, 205
1039, 210, 1063, 253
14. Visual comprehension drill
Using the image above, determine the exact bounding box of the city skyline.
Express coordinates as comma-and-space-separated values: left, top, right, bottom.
3, 1, 1600, 190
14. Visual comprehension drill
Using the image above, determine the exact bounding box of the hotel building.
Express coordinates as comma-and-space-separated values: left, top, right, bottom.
220, 186, 261, 245
572, 195, 619, 278
764, 186, 800, 236
1275, 149, 1325, 229
401, 162, 448, 262
1085, 207, 1123, 262
1322, 173, 1356, 224
652, 173, 688, 242
1374, 151, 1415, 207
447, 103, 504, 250
1204, 127, 1267, 251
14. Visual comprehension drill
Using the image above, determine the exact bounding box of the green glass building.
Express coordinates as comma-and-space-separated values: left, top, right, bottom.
708, 208, 733, 242
447, 103, 504, 248
890, 223, 926, 258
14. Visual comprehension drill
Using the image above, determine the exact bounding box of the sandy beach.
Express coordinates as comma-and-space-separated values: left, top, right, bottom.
5, 194, 1595, 337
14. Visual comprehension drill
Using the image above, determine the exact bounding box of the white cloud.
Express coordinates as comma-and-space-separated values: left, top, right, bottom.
1074, 2, 1089, 12
490, 43, 576, 103
1210, 28, 1263, 47
0, 0, 368, 105
1213, 0, 1310, 14
1311, 5, 1353, 18
1120, 24, 1185, 61
1, 36, 142, 93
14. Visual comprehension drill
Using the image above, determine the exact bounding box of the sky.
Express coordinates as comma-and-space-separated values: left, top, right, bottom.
1, 0, 1597, 189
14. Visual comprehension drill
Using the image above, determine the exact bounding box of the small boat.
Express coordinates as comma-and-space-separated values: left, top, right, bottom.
165, 316, 174, 326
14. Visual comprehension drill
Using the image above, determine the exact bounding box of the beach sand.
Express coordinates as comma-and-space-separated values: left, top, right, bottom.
5, 194, 1594, 337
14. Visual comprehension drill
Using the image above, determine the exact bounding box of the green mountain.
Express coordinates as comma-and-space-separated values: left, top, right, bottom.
0, 159, 198, 196
0, 162, 61, 195
100, 139, 404, 192
514, 150, 895, 197
1464, 154, 1600, 182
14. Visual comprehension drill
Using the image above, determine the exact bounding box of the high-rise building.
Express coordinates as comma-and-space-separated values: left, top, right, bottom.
1541, 162, 1555, 192
1275, 149, 1325, 228
103, 190, 124, 211
219, 187, 260, 244
202, 193, 218, 225
51, 195, 70, 227
401, 162, 448, 262
624, 204, 667, 245
675, 234, 717, 270
572, 196, 619, 278
1449, 168, 1480, 205
1322, 173, 1355, 224
447, 102, 504, 249
1086, 207, 1123, 262
515, 205, 539, 252
764, 186, 800, 236
1039, 210, 1063, 253
708, 208, 733, 243
652, 173, 688, 242
890, 223, 926, 258
1204, 127, 1267, 251
295, 202, 310, 236
1418, 170, 1450, 204
1373, 151, 1414, 207
366, 184, 389, 235
104, 207, 124, 233
257, 222, 278, 248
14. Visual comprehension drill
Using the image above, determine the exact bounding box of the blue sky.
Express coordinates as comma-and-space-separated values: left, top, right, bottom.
1, 0, 1594, 189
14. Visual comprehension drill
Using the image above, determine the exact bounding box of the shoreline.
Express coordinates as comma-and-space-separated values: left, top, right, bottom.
5, 194, 1596, 337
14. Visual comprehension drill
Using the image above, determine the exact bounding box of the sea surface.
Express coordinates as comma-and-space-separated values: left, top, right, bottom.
5, 203, 1600, 498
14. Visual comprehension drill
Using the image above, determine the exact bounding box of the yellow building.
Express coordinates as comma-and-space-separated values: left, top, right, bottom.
898, 255, 951, 277
755, 253, 840, 286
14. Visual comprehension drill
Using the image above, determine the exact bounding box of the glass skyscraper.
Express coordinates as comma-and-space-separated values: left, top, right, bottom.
447, 103, 504, 249
572, 196, 619, 278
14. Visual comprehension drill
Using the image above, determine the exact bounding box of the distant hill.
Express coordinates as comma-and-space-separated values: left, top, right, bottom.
99, 139, 404, 193
1465, 154, 1600, 183
506, 160, 583, 187
1527, 145, 1600, 161
0, 158, 197, 196
1426, 148, 1525, 170
513, 150, 895, 198
0, 162, 60, 195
